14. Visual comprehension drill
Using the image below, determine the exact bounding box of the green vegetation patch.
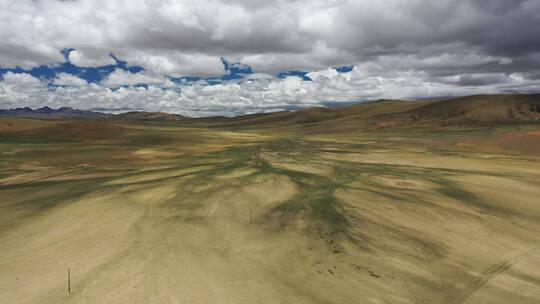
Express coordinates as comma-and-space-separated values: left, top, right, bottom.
257, 153, 348, 233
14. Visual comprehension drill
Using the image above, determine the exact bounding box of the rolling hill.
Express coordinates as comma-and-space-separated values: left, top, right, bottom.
1, 94, 539, 143
1, 93, 540, 304
112, 111, 186, 121
203, 94, 540, 128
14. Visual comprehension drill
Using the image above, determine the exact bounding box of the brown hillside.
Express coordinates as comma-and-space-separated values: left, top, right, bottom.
217, 94, 540, 129
373, 94, 540, 127
0, 120, 124, 142
209, 100, 433, 127
113, 111, 186, 121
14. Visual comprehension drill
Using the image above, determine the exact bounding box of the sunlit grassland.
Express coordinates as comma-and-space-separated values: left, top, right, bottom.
1, 118, 540, 304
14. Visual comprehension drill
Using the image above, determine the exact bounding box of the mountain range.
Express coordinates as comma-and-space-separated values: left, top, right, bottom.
0, 106, 107, 118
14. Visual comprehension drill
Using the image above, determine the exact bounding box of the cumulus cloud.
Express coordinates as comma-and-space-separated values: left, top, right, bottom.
1, 0, 539, 73
68, 50, 116, 67
306, 68, 339, 81
0, 72, 47, 108
2, 67, 540, 117
53, 73, 88, 87
126, 52, 225, 77
101, 69, 171, 88
0, 0, 540, 115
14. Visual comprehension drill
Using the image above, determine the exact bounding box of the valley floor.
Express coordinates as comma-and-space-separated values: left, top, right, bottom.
1, 119, 540, 303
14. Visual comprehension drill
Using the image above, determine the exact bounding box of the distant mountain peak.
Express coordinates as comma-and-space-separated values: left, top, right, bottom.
0, 106, 108, 118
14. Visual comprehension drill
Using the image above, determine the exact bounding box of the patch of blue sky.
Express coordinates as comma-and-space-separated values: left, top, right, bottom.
335, 65, 353, 73
277, 70, 312, 81
0, 49, 143, 83
0, 49, 355, 86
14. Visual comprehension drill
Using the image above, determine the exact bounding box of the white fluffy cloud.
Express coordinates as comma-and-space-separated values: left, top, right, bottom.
2, 67, 540, 117
53, 73, 88, 87
126, 53, 225, 77
0, 72, 48, 107
100, 69, 173, 88
68, 50, 116, 67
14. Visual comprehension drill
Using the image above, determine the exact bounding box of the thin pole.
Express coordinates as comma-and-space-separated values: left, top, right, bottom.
68, 268, 71, 294
250, 209, 252, 224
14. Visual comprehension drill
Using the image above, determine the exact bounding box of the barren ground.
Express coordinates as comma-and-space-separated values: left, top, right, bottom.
1, 117, 540, 303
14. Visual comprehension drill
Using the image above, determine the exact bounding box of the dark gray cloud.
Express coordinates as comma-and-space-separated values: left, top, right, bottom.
1, 0, 538, 74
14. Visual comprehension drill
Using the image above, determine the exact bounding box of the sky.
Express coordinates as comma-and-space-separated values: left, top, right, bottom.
1, 0, 540, 117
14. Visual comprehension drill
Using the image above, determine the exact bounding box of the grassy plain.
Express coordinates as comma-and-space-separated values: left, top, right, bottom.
1, 114, 540, 304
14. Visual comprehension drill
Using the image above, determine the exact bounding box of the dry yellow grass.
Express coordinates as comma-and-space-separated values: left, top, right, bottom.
1, 117, 539, 304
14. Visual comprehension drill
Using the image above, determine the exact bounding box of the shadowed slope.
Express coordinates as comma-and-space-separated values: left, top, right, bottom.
0, 119, 124, 143
112, 111, 186, 121
374, 94, 540, 126
190, 94, 540, 129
